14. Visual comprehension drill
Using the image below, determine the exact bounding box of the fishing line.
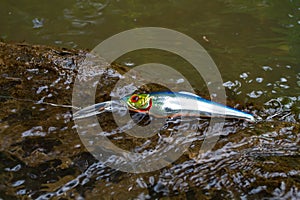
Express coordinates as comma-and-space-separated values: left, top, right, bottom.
0, 95, 81, 110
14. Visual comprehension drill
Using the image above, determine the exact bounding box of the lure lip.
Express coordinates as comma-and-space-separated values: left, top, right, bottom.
73, 101, 111, 120
73, 100, 126, 120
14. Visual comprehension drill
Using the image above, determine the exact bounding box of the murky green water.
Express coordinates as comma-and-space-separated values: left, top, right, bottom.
0, 0, 300, 199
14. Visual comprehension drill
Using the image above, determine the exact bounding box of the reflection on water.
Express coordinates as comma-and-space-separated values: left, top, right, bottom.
0, 0, 300, 199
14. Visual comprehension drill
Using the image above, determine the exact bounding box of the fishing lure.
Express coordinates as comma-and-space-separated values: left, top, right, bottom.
73, 91, 255, 122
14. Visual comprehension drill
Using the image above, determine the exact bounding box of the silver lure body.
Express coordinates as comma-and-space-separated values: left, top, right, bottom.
141, 91, 255, 122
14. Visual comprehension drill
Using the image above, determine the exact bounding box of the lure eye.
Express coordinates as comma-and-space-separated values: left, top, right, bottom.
130, 95, 139, 103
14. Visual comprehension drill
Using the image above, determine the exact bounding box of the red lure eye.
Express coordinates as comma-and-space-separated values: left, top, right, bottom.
130, 95, 139, 103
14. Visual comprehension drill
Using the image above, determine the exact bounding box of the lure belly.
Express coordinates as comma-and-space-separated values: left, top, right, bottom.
73, 91, 255, 122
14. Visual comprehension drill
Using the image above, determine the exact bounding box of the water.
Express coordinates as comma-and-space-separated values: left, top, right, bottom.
0, 0, 300, 199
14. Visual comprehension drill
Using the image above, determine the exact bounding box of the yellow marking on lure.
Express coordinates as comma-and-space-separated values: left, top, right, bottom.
126, 94, 152, 111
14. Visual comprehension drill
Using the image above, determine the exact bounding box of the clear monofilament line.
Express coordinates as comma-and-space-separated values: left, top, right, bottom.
0, 95, 81, 110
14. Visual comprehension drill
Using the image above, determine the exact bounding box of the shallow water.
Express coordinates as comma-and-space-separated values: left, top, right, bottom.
0, 0, 300, 199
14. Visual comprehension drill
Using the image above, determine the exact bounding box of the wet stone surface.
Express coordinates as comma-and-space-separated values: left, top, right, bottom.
0, 42, 299, 199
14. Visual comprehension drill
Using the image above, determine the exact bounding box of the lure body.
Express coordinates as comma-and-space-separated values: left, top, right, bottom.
123, 91, 255, 122
74, 91, 255, 122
